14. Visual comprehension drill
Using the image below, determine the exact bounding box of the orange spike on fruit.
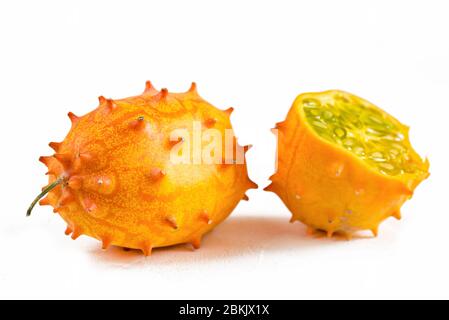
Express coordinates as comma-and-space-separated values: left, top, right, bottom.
140, 241, 153, 256
267, 90, 429, 238
204, 117, 217, 128
39, 197, 51, 206
148, 167, 165, 181
27, 82, 256, 255
101, 236, 112, 250
59, 188, 74, 206
392, 211, 402, 220
166, 136, 184, 149
39, 156, 52, 166
223, 107, 234, 116
53, 153, 72, 169
99, 97, 116, 110
159, 88, 168, 99
188, 82, 197, 94
71, 227, 82, 240
165, 216, 178, 230
64, 226, 72, 236
67, 176, 82, 190
45, 170, 56, 176
98, 96, 107, 105
263, 183, 276, 192
67, 112, 79, 124
247, 180, 258, 190
200, 211, 212, 224
83, 197, 97, 214
190, 236, 202, 249
144, 80, 157, 94
72, 153, 93, 172
129, 116, 146, 130
48, 141, 62, 152
275, 121, 286, 130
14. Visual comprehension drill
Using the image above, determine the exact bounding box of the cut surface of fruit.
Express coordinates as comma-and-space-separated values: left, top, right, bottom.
266, 90, 429, 237
301, 91, 428, 178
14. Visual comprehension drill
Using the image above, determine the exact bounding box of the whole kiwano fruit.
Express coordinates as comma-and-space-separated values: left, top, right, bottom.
265, 90, 429, 238
28, 82, 257, 255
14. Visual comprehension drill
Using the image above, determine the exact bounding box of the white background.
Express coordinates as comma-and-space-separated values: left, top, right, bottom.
0, 0, 448, 299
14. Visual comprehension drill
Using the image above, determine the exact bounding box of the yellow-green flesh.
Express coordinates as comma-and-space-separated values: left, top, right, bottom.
302, 93, 420, 176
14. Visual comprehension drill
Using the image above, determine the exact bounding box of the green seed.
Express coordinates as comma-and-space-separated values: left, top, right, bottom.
366, 127, 388, 137
346, 113, 359, 123
343, 138, 355, 146
333, 127, 346, 139
378, 162, 400, 175
395, 132, 404, 141
391, 143, 406, 152
351, 120, 363, 129
321, 133, 336, 143
382, 134, 398, 141
354, 146, 366, 156
334, 94, 350, 104
312, 121, 328, 129
369, 151, 386, 162
404, 164, 417, 173
379, 163, 394, 170
389, 148, 400, 156
303, 98, 320, 108
322, 110, 334, 120
368, 115, 383, 125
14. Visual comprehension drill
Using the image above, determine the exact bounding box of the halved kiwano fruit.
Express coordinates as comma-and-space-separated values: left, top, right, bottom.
265, 90, 429, 238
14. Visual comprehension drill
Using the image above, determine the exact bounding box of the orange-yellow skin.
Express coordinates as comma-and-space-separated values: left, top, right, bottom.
38, 82, 257, 255
266, 91, 429, 238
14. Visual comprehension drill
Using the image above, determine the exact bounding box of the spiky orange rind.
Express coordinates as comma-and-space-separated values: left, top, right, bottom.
267, 90, 429, 237
31, 82, 257, 255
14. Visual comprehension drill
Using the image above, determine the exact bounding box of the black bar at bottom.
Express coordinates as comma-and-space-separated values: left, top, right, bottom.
0, 300, 441, 318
